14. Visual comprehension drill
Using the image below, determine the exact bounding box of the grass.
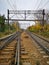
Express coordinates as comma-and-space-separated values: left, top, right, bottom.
30, 30, 49, 38
39, 31, 49, 38
0, 29, 16, 38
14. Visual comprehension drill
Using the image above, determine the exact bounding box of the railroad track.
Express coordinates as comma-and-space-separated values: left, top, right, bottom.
27, 31, 49, 55
0, 31, 49, 65
0, 31, 31, 65
33, 33, 49, 43
0, 32, 19, 50
15, 32, 31, 65
0, 32, 21, 65
20, 31, 48, 65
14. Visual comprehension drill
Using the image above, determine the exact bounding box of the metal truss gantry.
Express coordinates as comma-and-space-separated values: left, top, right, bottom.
6, 9, 45, 26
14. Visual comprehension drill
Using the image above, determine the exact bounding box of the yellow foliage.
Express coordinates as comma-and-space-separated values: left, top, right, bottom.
28, 24, 42, 31
35, 24, 42, 30
12, 22, 20, 31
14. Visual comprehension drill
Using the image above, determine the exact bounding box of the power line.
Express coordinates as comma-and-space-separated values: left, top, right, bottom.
40, 0, 49, 9
34, 0, 39, 10
7, 0, 14, 9
11, 0, 24, 19
7, 0, 18, 18
7, 0, 24, 20
36, 0, 42, 10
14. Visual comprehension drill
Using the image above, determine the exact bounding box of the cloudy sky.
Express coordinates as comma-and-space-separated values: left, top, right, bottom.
0, 0, 49, 29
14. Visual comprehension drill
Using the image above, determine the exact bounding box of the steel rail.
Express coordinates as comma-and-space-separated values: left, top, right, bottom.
27, 31, 49, 55
15, 32, 21, 65
0, 32, 18, 41
0, 32, 18, 50
32, 33, 49, 43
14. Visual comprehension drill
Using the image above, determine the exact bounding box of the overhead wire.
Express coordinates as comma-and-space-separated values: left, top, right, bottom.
12, 0, 24, 19
7, 0, 14, 9
34, 0, 39, 10
36, 0, 42, 10
7, 0, 18, 19
40, 0, 49, 9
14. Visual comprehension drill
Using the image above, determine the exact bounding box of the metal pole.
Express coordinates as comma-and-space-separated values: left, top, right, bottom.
25, 10, 26, 20
7, 9, 9, 32
7, 9, 9, 26
42, 9, 45, 26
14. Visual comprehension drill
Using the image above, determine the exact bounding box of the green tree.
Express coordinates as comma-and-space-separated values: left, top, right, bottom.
0, 15, 5, 32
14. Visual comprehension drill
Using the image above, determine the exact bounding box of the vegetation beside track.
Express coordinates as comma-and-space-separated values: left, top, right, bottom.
27, 24, 49, 38
0, 15, 20, 38
0, 30, 16, 38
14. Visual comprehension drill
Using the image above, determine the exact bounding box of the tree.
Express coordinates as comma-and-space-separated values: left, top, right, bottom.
0, 15, 5, 32
11, 22, 20, 31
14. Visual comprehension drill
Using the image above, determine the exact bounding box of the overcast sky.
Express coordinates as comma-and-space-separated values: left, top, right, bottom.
0, 0, 49, 29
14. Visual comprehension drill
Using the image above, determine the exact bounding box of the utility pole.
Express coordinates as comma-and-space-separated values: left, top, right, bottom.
7, 9, 9, 27
42, 9, 45, 26
7, 9, 10, 33
24, 10, 26, 20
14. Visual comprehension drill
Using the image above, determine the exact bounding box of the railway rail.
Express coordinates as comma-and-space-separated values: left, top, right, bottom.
20, 31, 49, 65
27, 31, 49, 55
33, 33, 49, 43
0, 32, 20, 65
0, 32, 19, 50
0, 31, 49, 65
